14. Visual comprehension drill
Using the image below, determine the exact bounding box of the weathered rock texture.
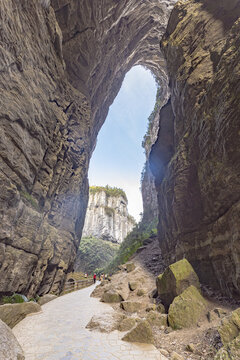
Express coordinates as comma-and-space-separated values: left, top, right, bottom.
0, 0, 175, 297
0, 0, 91, 297
82, 187, 135, 243
150, 0, 240, 299
0, 319, 25, 360
1, 0, 239, 301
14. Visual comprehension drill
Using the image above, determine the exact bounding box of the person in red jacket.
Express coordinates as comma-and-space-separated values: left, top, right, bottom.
93, 273, 97, 284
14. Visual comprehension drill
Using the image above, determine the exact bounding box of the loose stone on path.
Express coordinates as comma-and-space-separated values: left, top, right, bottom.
13, 284, 167, 360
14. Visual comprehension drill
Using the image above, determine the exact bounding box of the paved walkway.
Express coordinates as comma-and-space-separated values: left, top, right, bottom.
13, 283, 167, 360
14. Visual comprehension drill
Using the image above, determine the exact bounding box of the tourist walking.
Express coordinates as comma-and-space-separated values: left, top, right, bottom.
93, 273, 97, 283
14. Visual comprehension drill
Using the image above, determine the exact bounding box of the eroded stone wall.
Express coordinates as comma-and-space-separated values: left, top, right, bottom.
150, 0, 240, 298
0, 0, 175, 296
0, 0, 91, 296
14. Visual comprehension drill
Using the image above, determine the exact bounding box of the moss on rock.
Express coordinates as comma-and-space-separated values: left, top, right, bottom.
218, 308, 240, 346
156, 259, 200, 308
101, 290, 123, 303
122, 320, 154, 344
168, 285, 207, 329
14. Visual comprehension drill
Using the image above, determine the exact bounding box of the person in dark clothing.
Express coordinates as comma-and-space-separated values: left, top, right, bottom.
93, 273, 97, 283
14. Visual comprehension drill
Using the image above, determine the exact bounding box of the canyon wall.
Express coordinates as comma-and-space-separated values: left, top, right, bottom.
0, 0, 239, 299
0, 0, 175, 296
150, 0, 240, 298
82, 187, 135, 244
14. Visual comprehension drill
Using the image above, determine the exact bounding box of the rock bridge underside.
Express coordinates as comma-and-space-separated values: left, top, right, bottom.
0, 0, 239, 299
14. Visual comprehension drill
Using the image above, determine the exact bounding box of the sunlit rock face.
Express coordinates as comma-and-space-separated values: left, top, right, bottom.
82, 190, 135, 244
150, 0, 240, 299
0, 0, 175, 296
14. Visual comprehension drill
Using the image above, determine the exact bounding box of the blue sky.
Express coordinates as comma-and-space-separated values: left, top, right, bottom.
88, 65, 157, 221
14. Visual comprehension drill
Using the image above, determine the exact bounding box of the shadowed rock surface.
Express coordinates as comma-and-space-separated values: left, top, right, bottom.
0, 0, 239, 303
150, 0, 240, 299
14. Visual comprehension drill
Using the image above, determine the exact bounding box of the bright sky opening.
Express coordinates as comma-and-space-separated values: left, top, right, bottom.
88, 65, 157, 222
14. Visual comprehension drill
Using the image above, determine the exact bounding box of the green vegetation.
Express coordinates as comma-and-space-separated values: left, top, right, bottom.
103, 218, 158, 274
1, 293, 25, 304
104, 206, 115, 217
127, 214, 136, 224
76, 237, 119, 274
89, 185, 127, 202
20, 190, 39, 210
142, 85, 162, 152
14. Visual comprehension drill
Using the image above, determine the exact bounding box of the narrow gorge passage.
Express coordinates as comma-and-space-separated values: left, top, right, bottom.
13, 284, 167, 360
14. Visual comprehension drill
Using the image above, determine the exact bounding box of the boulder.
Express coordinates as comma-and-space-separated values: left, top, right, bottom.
156, 303, 166, 314
0, 319, 25, 359
146, 304, 156, 312
129, 281, 138, 291
147, 312, 168, 327
118, 317, 136, 331
126, 263, 136, 273
160, 349, 169, 357
171, 352, 185, 360
121, 301, 143, 313
86, 312, 124, 333
185, 343, 195, 353
156, 259, 200, 308
214, 335, 240, 360
115, 282, 130, 301
101, 289, 123, 303
168, 285, 207, 329
91, 283, 110, 298
218, 308, 240, 345
122, 320, 154, 344
137, 289, 145, 297
38, 294, 57, 306
0, 302, 41, 328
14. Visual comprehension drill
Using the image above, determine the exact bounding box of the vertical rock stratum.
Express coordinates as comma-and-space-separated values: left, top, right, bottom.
82, 187, 135, 244
150, 0, 240, 298
0, 0, 239, 300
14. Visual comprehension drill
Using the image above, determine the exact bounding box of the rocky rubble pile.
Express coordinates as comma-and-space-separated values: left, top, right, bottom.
89, 259, 240, 359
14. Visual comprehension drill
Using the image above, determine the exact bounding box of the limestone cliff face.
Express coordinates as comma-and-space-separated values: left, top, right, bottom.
0, 0, 175, 296
82, 188, 135, 243
0, 0, 91, 296
150, 0, 240, 298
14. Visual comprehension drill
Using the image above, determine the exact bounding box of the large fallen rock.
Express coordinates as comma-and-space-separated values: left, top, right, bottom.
156, 259, 200, 308
86, 312, 125, 333
0, 302, 41, 328
214, 335, 240, 360
129, 281, 138, 291
38, 294, 57, 306
101, 289, 123, 303
0, 319, 25, 359
118, 317, 136, 331
147, 312, 168, 328
168, 285, 207, 329
91, 283, 110, 298
115, 281, 130, 301
126, 263, 136, 273
218, 308, 240, 345
121, 301, 143, 313
122, 320, 154, 344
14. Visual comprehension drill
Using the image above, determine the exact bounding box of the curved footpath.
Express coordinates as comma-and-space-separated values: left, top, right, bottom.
13, 283, 167, 360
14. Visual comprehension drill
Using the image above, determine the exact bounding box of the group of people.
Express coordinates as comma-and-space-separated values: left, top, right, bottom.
84, 272, 109, 284
92, 273, 108, 283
